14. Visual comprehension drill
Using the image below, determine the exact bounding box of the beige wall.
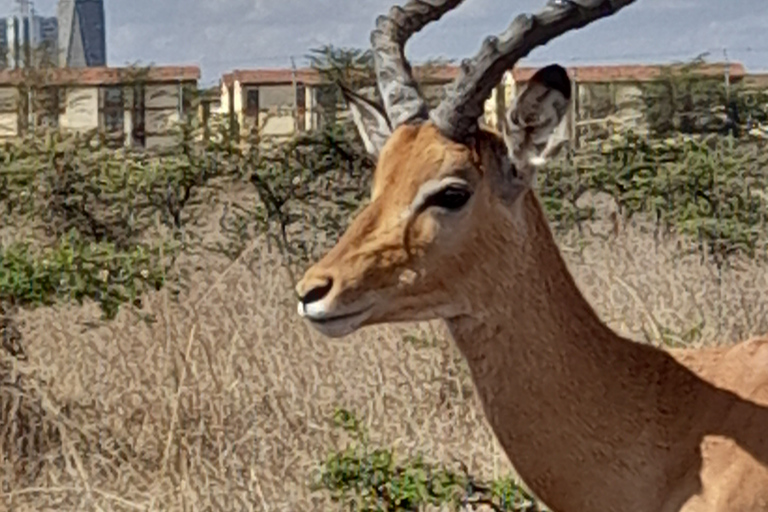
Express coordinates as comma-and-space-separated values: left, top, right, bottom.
60, 87, 99, 131
144, 84, 182, 149
145, 83, 181, 132
144, 83, 183, 150
230, 81, 321, 137
146, 83, 181, 110
218, 83, 230, 115
227, 79, 501, 137
234, 81, 243, 118
0, 113, 17, 137
258, 113, 296, 136
614, 83, 647, 131
304, 86, 317, 131
0, 87, 19, 138
0, 80, 195, 149
0, 87, 18, 112
259, 84, 295, 110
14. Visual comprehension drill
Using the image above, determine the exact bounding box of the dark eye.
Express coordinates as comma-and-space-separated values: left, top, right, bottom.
425, 185, 472, 211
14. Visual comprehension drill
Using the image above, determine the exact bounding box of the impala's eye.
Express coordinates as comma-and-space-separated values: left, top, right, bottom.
425, 185, 472, 211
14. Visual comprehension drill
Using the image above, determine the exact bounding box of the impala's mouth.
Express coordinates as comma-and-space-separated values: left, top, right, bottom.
297, 302, 375, 337
307, 307, 371, 324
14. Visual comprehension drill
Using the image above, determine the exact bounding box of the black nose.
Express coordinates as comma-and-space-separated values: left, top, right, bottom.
300, 278, 334, 305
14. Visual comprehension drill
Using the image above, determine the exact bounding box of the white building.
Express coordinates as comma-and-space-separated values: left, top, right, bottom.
2, 1, 58, 69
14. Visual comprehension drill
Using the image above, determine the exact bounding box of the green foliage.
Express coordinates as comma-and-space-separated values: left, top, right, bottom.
641, 56, 768, 137
542, 131, 768, 265
217, 121, 374, 276
306, 45, 375, 90
4, 97, 763, 329
305, 44, 457, 127
306, 45, 376, 127
0, 123, 238, 326
314, 409, 541, 512
0, 231, 172, 319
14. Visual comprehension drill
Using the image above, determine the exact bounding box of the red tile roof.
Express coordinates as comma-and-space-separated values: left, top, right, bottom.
511, 62, 747, 83
0, 66, 200, 86
224, 64, 462, 87
226, 68, 324, 86
223, 62, 748, 87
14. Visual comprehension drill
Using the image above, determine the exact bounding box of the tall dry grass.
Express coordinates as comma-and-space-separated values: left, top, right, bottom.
1, 183, 767, 511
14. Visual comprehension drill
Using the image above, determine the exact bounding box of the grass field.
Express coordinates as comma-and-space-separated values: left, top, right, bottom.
1, 175, 767, 511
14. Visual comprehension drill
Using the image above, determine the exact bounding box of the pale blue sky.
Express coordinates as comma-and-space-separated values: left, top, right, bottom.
6, 0, 768, 85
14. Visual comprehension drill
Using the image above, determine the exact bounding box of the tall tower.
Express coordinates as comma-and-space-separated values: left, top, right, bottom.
57, 0, 105, 67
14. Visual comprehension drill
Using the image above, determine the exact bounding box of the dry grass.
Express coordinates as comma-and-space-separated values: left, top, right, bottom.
1, 186, 767, 511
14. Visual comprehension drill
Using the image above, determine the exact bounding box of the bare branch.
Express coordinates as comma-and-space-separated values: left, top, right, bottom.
432, 0, 639, 140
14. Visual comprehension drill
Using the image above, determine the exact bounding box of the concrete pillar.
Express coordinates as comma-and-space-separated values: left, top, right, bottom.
123, 86, 133, 147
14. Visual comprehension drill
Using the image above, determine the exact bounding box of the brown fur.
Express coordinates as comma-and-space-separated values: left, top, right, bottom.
297, 121, 768, 511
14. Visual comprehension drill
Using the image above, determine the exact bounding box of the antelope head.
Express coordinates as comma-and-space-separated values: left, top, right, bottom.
297, 0, 636, 337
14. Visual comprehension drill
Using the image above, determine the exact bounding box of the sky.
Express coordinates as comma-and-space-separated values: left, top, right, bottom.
6, 0, 768, 86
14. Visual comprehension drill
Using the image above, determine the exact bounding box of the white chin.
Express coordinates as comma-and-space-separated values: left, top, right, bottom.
305, 316, 364, 338
297, 300, 376, 338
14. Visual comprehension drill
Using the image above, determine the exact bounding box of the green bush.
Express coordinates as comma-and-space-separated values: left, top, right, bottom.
0, 231, 172, 319
314, 409, 542, 512
542, 131, 768, 264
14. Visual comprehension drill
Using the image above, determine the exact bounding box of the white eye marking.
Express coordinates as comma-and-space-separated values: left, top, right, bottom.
400, 176, 470, 221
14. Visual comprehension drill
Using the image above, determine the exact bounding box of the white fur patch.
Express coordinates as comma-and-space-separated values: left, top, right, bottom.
401, 176, 470, 220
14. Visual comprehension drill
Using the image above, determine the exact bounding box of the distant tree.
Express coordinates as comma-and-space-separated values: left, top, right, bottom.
305, 44, 456, 128
642, 55, 768, 137
305, 45, 376, 127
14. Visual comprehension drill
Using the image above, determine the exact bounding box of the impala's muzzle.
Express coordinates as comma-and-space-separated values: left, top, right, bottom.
296, 273, 377, 338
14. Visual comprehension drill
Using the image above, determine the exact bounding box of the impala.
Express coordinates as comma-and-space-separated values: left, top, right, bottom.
295, 1, 768, 510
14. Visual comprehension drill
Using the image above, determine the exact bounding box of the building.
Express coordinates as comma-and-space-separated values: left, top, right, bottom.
2, 11, 59, 69
0, 20, 7, 68
220, 68, 323, 139
57, 0, 106, 67
502, 62, 748, 140
39, 16, 59, 59
0, 65, 200, 149
219, 61, 757, 143
219, 65, 481, 139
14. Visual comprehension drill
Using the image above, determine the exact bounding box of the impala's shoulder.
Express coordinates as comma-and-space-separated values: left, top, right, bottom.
670, 337, 768, 400
743, 334, 768, 350
669, 336, 768, 360
721, 336, 768, 365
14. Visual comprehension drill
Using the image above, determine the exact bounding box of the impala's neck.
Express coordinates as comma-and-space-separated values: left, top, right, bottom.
443, 191, 713, 511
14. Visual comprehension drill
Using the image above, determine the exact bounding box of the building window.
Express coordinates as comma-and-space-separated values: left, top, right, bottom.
132, 84, 146, 147
296, 84, 306, 109
245, 88, 259, 116
36, 86, 66, 129
103, 109, 123, 133
181, 84, 195, 116
296, 83, 306, 132
101, 86, 124, 147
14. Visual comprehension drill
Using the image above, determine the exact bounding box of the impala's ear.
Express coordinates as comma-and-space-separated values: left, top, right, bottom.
340, 83, 393, 158
502, 64, 571, 183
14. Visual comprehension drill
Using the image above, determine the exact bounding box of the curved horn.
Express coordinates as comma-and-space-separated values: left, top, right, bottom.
431, 0, 639, 141
371, 0, 465, 128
